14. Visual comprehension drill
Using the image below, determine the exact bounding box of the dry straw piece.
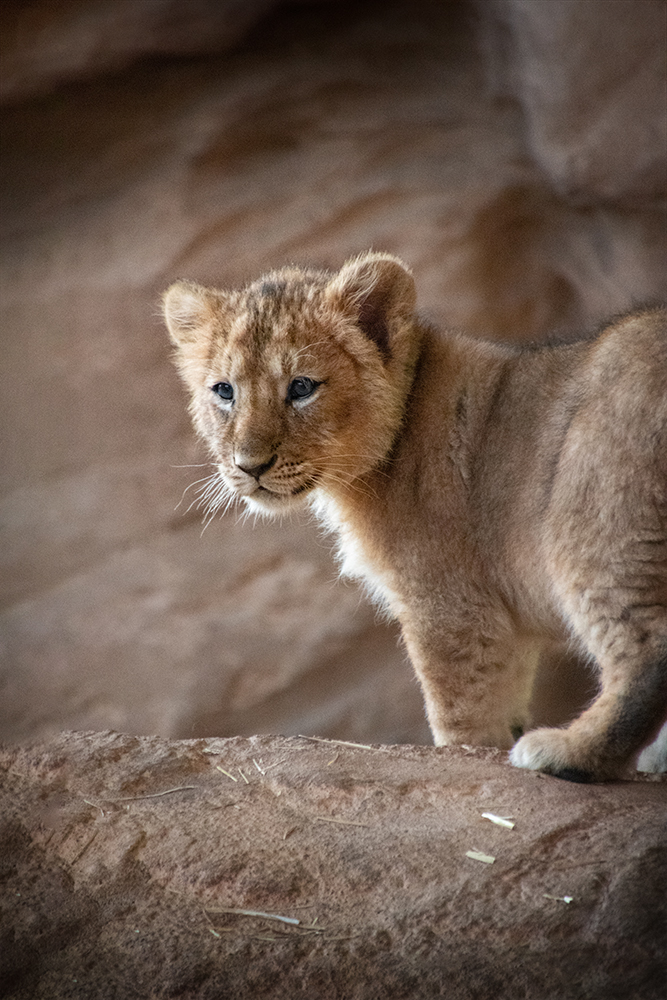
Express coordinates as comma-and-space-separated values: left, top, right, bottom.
482, 812, 515, 829
215, 766, 237, 782
466, 850, 496, 864
114, 785, 197, 801
206, 907, 301, 926
312, 815, 371, 828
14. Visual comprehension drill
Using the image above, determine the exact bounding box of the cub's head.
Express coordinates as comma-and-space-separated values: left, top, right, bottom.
163, 252, 418, 515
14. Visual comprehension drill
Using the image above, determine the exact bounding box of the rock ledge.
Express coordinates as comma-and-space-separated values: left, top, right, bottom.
1, 730, 665, 999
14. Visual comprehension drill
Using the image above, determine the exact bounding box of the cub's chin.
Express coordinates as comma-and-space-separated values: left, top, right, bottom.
242, 484, 314, 516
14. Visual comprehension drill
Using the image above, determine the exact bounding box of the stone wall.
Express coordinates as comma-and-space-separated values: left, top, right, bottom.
1, 0, 665, 747
478, 0, 667, 202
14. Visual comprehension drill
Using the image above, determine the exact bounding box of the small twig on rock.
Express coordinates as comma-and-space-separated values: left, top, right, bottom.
297, 735, 387, 752
465, 850, 495, 864
83, 798, 105, 817
311, 815, 370, 828
113, 786, 197, 801
205, 907, 301, 926
70, 830, 99, 865
482, 812, 515, 829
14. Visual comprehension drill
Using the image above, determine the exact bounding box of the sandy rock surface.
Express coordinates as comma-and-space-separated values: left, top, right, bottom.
1, 730, 665, 999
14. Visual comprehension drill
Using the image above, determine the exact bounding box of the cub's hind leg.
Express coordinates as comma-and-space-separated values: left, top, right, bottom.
512, 338, 667, 781
510, 641, 667, 781
511, 560, 667, 781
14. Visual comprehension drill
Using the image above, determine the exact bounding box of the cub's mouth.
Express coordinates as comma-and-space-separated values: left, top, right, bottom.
245, 477, 318, 509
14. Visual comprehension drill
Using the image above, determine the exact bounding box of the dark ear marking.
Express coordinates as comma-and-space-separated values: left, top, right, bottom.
327, 252, 416, 364
259, 279, 287, 298
357, 291, 391, 360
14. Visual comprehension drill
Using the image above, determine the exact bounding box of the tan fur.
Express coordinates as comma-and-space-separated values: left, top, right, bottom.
163, 253, 667, 781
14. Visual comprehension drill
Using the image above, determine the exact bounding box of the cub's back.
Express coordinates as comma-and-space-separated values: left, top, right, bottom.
573, 306, 667, 413
469, 306, 666, 622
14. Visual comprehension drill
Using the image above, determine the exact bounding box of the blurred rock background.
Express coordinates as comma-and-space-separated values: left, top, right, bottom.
1, 0, 665, 746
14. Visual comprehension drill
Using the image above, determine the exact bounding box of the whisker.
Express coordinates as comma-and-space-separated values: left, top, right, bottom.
316, 465, 384, 495
175, 473, 220, 511
195, 476, 225, 501
317, 470, 379, 503
186, 476, 222, 513
319, 454, 393, 478
183, 470, 239, 533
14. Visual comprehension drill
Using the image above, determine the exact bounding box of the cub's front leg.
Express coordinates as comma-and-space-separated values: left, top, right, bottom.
401, 619, 542, 751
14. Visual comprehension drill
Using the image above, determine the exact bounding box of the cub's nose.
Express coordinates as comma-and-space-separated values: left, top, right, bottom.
235, 453, 277, 480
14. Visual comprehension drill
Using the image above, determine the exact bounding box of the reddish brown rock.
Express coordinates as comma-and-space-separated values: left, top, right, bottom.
1, 731, 665, 999
476, 0, 667, 203
1, 1, 665, 751
0, 0, 281, 104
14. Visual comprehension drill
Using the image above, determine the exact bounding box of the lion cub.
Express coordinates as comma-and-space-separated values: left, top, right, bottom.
163, 253, 667, 781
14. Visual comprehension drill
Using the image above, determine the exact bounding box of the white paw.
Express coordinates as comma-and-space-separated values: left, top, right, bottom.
509, 728, 592, 781
509, 730, 563, 771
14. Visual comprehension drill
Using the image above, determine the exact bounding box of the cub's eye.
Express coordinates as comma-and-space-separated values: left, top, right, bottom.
211, 382, 234, 401
287, 377, 319, 401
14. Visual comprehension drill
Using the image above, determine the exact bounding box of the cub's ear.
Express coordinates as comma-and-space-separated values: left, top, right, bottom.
162, 280, 223, 347
326, 252, 416, 359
